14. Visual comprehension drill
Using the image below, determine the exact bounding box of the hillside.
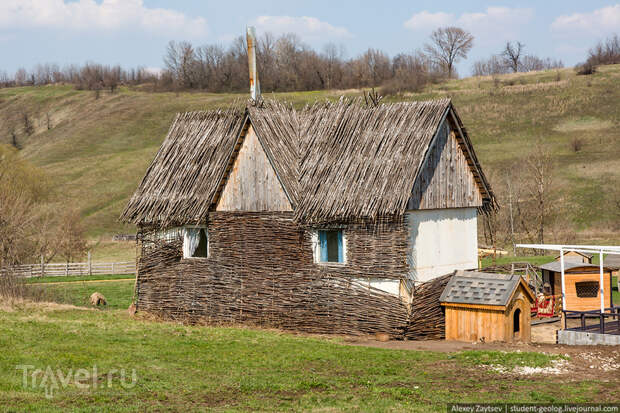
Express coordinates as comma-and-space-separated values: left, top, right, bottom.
1, 65, 619, 245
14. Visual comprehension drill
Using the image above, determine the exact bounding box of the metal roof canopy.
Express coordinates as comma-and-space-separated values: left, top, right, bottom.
516, 244, 620, 313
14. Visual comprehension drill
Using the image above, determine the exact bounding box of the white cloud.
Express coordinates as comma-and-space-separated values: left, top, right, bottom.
252, 16, 352, 42
0, 0, 208, 38
551, 5, 620, 37
403, 7, 533, 46
404, 11, 454, 31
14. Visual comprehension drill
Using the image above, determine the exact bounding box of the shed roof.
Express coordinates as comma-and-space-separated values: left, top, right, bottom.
439, 270, 533, 307
538, 261, 617, 272
120, 98, 496, 227
554, 250, 593, 260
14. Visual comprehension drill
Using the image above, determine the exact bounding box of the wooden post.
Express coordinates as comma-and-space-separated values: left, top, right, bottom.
88, 251, 92, 276
111, 262, 115, 274
560, 247, 566, 312
65, 262, 69, 276
599, 250, 604, 315
40, 254, 44, 277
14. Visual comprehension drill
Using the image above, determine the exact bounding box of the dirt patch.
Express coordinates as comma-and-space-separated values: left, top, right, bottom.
341, 336, 620, 380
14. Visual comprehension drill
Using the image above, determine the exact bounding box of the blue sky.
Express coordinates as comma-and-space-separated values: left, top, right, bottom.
1, 0, 619, 76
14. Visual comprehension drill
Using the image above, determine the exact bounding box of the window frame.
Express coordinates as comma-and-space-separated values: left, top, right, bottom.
575, 281, 599, 298
182, 225, 209, 259
312, 228, 346, 265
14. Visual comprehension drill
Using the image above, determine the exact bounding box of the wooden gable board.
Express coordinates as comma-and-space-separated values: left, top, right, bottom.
408, 114, 483, 210
215, 122, 292, 212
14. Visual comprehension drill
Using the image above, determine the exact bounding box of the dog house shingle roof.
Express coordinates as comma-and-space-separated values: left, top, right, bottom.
439, 270, 523, 307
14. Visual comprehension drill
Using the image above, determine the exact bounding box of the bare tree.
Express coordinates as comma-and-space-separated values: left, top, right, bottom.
472, 55, 509, 76
55, 209, 88, 264
502, 41, 524, 72
524, 141, 556, 246
23, 113, 34, 136
14, 68, 28, 86
424, 27, 474, 78
0, 147, 52, 267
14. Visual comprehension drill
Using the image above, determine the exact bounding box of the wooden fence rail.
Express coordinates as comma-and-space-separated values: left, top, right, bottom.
4, 260, 135, 278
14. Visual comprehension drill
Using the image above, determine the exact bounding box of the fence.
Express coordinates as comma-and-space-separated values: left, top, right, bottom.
5, 259, 135, 278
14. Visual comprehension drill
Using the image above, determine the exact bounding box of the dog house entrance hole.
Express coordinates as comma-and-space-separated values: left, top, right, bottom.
513, 308, 521, 335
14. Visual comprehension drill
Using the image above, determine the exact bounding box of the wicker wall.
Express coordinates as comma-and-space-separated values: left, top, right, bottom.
136, 212, 445, 338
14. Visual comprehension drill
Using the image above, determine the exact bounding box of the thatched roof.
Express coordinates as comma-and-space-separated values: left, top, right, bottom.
120, 98, 495, 227
297, 98, 451, 223
121, 109, 245, 226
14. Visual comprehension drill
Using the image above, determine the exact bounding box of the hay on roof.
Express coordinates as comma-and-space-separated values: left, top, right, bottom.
120, 108, 245, 227
296, 98, 451, 223
120, 97, 496, 228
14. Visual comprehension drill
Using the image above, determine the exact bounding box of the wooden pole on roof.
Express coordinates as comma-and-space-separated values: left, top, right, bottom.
246, 26, 261, 101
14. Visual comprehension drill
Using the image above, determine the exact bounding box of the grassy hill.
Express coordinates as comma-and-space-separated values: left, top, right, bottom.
1, 65, 618, 247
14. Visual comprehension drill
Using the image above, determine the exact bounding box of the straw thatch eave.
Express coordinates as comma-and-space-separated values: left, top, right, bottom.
119, 108, 246, 227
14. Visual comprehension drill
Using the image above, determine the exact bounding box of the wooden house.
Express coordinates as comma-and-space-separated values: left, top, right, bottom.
120, 98, 496, 337
539, 261, 615, 311
440, 271, 535, 342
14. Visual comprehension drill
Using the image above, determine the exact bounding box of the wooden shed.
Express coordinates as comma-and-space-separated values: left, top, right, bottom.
539, 262, 615, 311
440, 271, 535, 343
554, 250, 592, 264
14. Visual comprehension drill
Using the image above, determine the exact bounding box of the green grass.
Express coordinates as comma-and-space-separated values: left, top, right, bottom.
88, 241, 135, 262
29, 280, 134, 310
0, 303, 615, 412
25, 273, 133, 284
480, 255, 555, 268
452, 350, 566, 370
2, 65, 619, 241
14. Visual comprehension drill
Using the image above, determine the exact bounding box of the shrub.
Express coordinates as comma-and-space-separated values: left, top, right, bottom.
570, 137, 583, 152
575, 62, 596, 76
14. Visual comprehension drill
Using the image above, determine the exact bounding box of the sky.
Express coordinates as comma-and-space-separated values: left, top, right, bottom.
1, 0, 619, 77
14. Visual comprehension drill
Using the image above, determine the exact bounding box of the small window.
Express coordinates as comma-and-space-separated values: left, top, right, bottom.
318, 230, 344, 263
183, 227, 208, 258
575, 281, 599, 298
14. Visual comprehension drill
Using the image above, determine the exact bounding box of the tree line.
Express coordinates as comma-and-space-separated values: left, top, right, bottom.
0, 27, 475, 94
472, 41, 564, 76
2, 30, 617, 94
0, 63, 159, 92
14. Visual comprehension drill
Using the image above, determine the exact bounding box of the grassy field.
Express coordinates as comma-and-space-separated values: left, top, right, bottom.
25, 273, 133, 284
1, 65, 619, 243
29, 279, 134, 310
0, 299, 616, 412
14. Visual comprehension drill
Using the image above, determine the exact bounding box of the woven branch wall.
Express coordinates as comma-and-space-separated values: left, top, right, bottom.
136, 212, 446, 339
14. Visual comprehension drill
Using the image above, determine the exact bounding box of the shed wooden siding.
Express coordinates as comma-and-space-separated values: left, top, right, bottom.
443, 285, 532, 343
555, 251, 592, 264
551, 269, 613, 311
445, 306, 505, 342
408, 119, 483, 210
216, 125, 293, 212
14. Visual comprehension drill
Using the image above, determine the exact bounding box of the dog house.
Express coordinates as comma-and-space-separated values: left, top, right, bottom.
539, 261, 615, 311
440, 270, 535, 343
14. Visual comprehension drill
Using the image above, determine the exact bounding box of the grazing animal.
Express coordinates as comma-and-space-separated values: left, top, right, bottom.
127, 303, 137, 315
90, 292, 107, 306
375, 333, 390, 342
